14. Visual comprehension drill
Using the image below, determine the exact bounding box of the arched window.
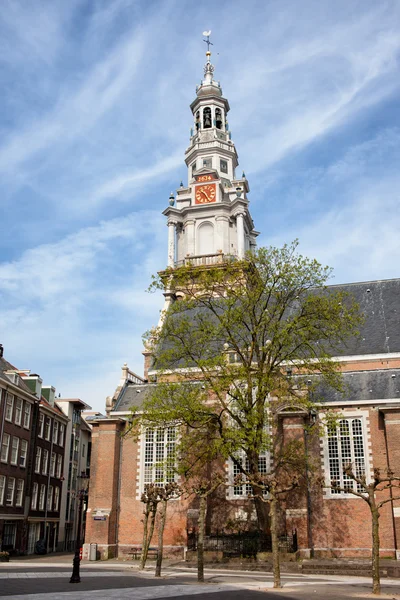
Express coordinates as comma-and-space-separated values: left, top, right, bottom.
197, 222, 214, 255
195, 111, 200, 131
215, 108, 223, 130
203, 107, 212, 129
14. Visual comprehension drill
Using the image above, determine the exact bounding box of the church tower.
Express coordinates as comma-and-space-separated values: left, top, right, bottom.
163, 35, 259, 269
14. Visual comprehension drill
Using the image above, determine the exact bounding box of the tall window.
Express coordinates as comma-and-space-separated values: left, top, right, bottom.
5, 393, 14, 421
0, 475, 5, 505
23, 403, 31, 428
10, 437, 19, 465
53, 421, 59, 444
327, 417, 366, 495
6, 477, 15, 506
38, 414, 44, 438
39, 484, 46, 510
31, 483, 38, 510
42, 449, 49, 475
20, 440, 28, 468
15, 479, 24, 507
35, 447, 42, 473
44, 417, 51, 441
14, 398, 23, 426
54, 486, 60, 511
59, 424, 65, 447
215, 107, 223, 129
50, 452, 56, 477
203, 106, 212, 129
143, 427, 176, 487
1, 433, 10, 463
56, 454, 63, 478
47, 486, 54, 511
231, 451, 269, 497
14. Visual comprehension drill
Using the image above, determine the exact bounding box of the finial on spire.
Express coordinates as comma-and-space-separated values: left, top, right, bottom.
203, 30, 213, 54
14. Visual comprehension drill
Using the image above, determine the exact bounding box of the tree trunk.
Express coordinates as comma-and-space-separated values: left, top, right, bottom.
139, 505, 150, 570
270, 494, 281, 589
197, 495, 206, 582
155, 499, 167, 577
253, 491, 270, 533
140, 503, 157, 570
371, 503, 381, 595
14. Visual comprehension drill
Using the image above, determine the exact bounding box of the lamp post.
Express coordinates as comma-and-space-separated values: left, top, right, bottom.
70, 473, 89, 584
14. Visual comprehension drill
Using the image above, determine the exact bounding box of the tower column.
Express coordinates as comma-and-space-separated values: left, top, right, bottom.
168, 220, 177, 267
185, 219, 195, 256
236, 212, 245, 259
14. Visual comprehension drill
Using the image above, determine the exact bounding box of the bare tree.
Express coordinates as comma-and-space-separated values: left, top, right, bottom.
155, 482, 181, 577
331, 466, 400, 595
139, 483, 162, 570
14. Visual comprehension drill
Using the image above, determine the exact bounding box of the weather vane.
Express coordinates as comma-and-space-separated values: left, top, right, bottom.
203, 30, 213, 52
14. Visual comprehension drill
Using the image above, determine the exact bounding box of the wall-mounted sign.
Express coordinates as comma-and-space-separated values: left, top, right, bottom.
93, 516, 107, 521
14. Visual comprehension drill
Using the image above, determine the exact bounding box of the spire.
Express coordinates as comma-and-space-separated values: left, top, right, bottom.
197, 31, 221, 97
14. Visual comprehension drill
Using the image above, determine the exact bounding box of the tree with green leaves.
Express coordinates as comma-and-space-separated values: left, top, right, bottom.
140, 242, 361, 586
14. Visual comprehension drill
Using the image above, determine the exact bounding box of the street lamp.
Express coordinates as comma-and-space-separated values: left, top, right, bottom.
70, 473, 89, 584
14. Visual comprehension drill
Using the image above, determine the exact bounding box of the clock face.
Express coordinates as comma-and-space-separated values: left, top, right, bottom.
195, 183, 216, 204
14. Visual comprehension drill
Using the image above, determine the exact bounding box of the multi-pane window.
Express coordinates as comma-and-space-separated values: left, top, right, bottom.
47, 486, 53, 511
20, 440, 28, 468
38, 414, 44, 438
143, 427, 176, 487
31, 483, 38, 510
44, 417, 51, 441
35, 447, 42, 473
39, 484, 46, 510
5, 393, 14, 421
59, 424, 65, 447
42, 449, 49, 475
6, 477, 15, 506
0, 475, 5, 505
50, 452, 56, 477
23, 403, 31, 428
327, 418, 366, 495
15, 479, 24, 507
56, 454, 63, 478
14, 398, 23, 425
1, 433, 10, 463
53, 421, 59, 444
232, 451, 269, 497
10, 437, 19, 465
54, 486, 60, 511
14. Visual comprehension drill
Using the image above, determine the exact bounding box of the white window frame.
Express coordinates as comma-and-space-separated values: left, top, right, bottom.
15, 479, 24, 507
53, 421, 59, 444
59, 424, 64, 447
1, 433, 10, 463
35, 447, 42, 474
44, 417, 51, 441
31, 482, 38, 510
42, 449, 49, 475
10, 436, 19, 465
39, 484, 46, 510
20, 439, 28, 468
56, 454, 62, 478
23, 403, 31, 429
228, 450, 270, 499
5, 393, 14, 422
50, 452, 56, 477
47, 485, 53, 511
6, 477, 15, 506
0, 475, 5, 505
322, 411, 371, 499
54, 486, 60, 511
140, 427, 177, 492
38, 413, 44, 438
14, 398, 23, 426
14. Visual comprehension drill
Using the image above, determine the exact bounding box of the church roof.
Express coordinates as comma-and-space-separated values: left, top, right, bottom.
314, 368, 400, 403
112, 382, 156, 413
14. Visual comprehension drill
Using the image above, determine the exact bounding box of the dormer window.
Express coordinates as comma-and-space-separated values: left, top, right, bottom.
215, 108, 223, 130
203, 107, 212, 129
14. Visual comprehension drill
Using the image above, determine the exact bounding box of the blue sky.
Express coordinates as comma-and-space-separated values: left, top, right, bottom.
1, 0, 399, 411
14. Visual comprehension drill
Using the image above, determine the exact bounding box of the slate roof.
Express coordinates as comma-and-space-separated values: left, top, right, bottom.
327, 278, 400, 356
314, 368, 400, 403
113, 382, 156, 413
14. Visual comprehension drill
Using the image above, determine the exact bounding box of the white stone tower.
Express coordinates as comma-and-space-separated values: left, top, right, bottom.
163, 34, 259, 268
